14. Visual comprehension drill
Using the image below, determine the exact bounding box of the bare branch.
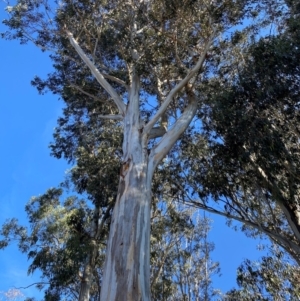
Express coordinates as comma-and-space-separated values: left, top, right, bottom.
181, 199, 300, 260
69, 84, 106, 103
92, 37, 99, 62
103, 73, 129, 89
98, 114, 123, 120
13, 282, 49, 289
174, 28, 189, 73
65, 29, 126, 115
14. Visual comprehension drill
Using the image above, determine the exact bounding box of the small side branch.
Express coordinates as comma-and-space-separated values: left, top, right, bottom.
98, 114, 123, 120
13, 282, 49, 289
69, 84, 106, 103
103, 73, 129, 89
65, 29, 126, 115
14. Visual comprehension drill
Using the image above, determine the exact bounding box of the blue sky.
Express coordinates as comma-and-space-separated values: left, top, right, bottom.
0, 5, 268, 300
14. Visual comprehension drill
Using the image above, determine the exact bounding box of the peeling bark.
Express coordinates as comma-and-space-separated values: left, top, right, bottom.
100, 136, 152, 301
100, 73, 153, 301
100, 166, 152, 300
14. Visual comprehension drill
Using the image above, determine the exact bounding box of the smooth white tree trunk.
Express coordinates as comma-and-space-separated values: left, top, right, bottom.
100, 156, 152, 301
100, 91, 153, 300
78, 258, 93, 301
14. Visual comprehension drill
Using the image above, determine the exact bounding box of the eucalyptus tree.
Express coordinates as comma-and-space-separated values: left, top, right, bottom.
0, 185, 220, 301
223, 246, 300, 300
0, 188, 107, 301
150, 205, 220, 301
166, 0, 300, 266
1, 103, 219, 300
2, 0, 277, 299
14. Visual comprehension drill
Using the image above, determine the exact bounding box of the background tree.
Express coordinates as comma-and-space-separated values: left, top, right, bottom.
223, 245, 300, 300
0, 186, 220, 300
168, 0, 300, 266
1, 105, 220, 300
0, 289, 24, 301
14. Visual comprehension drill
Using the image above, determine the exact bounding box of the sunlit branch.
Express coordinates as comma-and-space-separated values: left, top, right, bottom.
65, 28, 126, 115
149, 91, 198, 167
98, 114, 123, 120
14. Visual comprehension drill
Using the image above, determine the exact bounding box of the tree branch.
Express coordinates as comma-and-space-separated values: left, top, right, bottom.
149, 91, 198, 168
13, 282, 49, 289
144, 34, 214, 135
103, 73, 129, 89
98, 114, 123, 120
181, 199, 300, 261
151, 235, 183, 288
246, 150, 300, 242
69, 84, 107, 103
95, 202, 114, 240
65, 29, 126, 115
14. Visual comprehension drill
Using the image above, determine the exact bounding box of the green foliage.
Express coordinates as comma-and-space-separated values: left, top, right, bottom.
224, 247, 300, 300
0, 186, 220, 300
179, 1, 300, 265
1, 0, 299, 299
1, 188, 105, 300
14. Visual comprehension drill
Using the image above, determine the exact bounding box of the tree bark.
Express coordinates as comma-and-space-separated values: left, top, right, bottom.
99, 135, 152, 301
100, 72, 153, 301
78, 254, 94, 301
99, 84, 198, 300
278, 201, 300, 243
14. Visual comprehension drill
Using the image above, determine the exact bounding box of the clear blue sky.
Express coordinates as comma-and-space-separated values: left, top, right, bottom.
0, 5, 268, 299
